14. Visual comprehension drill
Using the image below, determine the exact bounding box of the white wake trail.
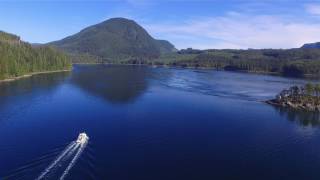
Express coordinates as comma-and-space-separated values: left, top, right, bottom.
64, 143, 80, 160
59, 141, 88, 180
36, 141, 76, 180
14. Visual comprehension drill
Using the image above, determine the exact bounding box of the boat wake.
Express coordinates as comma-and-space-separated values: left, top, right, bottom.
60, 140, 88, 180
36, 132, 89, 180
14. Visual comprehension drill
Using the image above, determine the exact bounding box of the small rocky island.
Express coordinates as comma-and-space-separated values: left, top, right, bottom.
266, 83, 320, 112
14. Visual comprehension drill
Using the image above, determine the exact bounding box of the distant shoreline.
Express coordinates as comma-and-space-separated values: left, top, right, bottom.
72, 63, 318, 79
0, 69, 71, 83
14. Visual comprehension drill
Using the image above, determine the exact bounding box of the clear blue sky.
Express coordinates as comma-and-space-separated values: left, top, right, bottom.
1, 0, 320, 49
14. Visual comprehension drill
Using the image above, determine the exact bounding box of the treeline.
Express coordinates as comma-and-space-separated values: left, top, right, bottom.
278, 83, 320, 99
149, 48, 320, 77
269, 83, 320, 112
105, 48, 320, 77
0, 31, 71, 80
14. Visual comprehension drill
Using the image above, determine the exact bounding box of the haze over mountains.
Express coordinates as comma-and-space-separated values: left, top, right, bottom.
49, 18, 177, 62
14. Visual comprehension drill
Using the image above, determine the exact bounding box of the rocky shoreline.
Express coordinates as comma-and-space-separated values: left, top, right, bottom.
265, 99, 320, 112
265, 84, 320, 112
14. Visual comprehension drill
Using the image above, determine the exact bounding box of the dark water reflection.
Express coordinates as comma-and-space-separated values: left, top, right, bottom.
0, 72, 70, 112
274, 106, 320, 127
0, 71, 70, 97
70, 65, 149, 103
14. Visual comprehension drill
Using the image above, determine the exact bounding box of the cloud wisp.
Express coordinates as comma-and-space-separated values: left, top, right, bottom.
145, 12, 320, 50
305, 4, 320, 15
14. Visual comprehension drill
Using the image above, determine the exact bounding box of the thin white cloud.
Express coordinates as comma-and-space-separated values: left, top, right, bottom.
144, 13, 320, 49
305, 4, 320, 15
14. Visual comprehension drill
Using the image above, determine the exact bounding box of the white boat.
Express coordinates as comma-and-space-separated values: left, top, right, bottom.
76, 132, 89, 144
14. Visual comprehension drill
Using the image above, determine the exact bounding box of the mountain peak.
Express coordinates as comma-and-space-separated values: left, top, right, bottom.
97, 17, 139, 28
104, 17, 136, 23
50, 17, 176, 62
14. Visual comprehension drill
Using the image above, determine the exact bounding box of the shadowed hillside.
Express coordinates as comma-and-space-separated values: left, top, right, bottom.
49, 18, 176, 63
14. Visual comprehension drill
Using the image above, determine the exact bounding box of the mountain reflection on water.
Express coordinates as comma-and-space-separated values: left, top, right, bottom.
70, 65, 150, 104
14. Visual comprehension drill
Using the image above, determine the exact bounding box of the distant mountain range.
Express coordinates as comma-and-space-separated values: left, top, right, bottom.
301, 42, 320, 49
49, 18, 177, 63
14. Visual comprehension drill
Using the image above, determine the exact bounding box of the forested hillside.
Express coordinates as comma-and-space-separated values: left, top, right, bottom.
150, 48, 320, 77
47, 17, 320, 77
49, 18, 177, 63
0, 31, 71, 80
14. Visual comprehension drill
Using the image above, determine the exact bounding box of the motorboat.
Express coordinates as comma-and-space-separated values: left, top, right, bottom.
76, 132, 89, 144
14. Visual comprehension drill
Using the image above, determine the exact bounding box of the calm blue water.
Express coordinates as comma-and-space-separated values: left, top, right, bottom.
1, 65, 320, 179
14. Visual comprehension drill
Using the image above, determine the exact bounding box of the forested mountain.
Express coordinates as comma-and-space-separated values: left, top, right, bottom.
156, 40, 176, 54
0, 31, 71, 80
301, 42, 320, 49
48, 17, 320, 77
49, 18, 177, 63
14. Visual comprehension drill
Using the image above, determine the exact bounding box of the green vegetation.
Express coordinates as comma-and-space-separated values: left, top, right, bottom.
68, 45, 320, 78
149, 48, 320, 77
49, 18, 176, 62
48, 17, 320, 77
0, 31, 71, 80
267, 83, 320, 111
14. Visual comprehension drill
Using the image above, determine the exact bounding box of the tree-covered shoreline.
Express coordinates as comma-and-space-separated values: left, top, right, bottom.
43, 17, 320, 78
0, 31, 71, 80
70, 48, 320, 78
151, 48, 320, 78
267, 83, 320, 112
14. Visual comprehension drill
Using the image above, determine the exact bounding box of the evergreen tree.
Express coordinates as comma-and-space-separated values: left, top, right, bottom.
0, 31, 71, 80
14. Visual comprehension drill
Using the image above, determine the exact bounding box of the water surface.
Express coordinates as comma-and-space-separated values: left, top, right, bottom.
1, 65, 320, 179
